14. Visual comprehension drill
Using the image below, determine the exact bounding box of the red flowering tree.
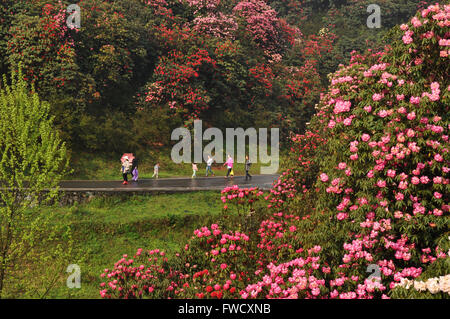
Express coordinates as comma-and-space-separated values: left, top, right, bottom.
140, 0, 316, 133
5, 2, 79, 96
144, 47, 217, 119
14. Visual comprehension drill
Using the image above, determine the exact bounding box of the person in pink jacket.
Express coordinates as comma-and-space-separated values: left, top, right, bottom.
223, 154, 234, 179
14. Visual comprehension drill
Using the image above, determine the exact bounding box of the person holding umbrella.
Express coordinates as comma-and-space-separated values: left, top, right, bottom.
121, 156, 132, 185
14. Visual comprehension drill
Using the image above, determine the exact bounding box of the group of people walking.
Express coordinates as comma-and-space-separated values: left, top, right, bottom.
121, 154, 252, 184
192, 155, 217, 178
192, 155, 251, 180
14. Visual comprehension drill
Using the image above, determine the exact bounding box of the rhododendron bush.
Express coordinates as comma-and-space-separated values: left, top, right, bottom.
141, 0, 322, 133
100, 4, 449, 299
6, 2, 79, 95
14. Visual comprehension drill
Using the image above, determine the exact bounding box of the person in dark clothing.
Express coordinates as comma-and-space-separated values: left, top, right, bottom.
245, 155, 252, 180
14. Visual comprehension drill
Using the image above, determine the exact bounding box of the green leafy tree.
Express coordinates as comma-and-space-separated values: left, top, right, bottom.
0, 68, 73, 298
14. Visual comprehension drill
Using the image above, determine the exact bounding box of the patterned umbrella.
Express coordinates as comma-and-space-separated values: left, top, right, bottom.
121, 153, 135, 163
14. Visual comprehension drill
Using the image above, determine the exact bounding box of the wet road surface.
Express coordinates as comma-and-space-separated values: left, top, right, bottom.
59, 174, 279, 192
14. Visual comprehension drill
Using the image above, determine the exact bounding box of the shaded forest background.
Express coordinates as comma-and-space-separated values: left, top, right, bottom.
0, 0, 433, 161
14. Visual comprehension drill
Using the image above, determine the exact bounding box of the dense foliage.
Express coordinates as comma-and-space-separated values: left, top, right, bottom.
0, 0, 429, 157
0, 67, 73, 298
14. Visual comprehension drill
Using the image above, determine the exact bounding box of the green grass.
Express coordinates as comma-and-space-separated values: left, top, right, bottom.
36, 192, 224, 298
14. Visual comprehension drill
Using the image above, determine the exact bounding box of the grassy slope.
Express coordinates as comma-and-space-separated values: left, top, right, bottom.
41, 192, 224, 298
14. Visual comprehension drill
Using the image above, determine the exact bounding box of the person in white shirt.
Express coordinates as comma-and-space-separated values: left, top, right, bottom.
152, 163, 160, 178
205, 155, 215, 176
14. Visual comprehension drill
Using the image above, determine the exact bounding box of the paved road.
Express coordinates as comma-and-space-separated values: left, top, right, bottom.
59, 174, 279, 192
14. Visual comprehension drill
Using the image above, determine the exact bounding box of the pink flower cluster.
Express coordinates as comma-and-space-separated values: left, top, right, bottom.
243, 246, 326, 299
